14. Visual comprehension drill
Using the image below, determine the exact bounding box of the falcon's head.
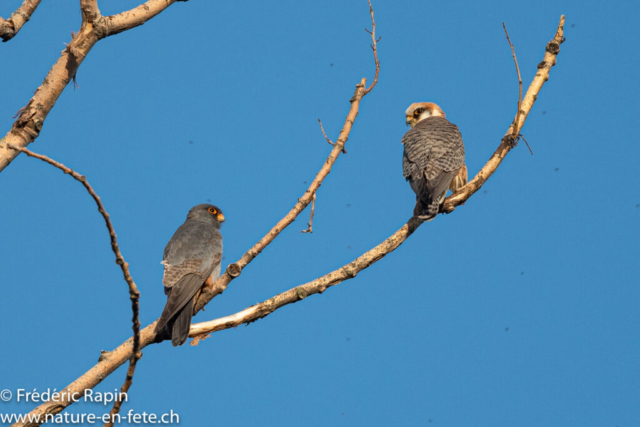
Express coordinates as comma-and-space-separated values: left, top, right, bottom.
405, 102, 446, 127
187, 203, 225, 227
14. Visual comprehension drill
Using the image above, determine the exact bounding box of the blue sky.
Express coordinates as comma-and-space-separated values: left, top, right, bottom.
1, 0, 639, 426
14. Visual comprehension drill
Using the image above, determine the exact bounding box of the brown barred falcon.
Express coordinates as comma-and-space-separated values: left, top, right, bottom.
402, 102, 467, 220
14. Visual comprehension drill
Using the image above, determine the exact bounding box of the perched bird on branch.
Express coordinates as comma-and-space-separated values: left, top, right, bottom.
155, 204, 224, 346
402, 102, 467, 220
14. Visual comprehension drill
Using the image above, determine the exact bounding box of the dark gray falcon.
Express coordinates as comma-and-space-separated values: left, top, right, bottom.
402, 102, 467, 220
155, 204, 224, 346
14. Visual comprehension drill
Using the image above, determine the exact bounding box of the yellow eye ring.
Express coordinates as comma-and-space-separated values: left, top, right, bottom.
414, 108, 424, 117
208, 207, 217, 214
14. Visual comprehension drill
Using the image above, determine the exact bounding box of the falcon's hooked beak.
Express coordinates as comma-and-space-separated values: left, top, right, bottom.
405, 116, 414, 127
217, 213, 225, 223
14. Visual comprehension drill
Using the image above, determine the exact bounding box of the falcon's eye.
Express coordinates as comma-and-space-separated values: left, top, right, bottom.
208, 207, 217, 214
414, 108, 424, 117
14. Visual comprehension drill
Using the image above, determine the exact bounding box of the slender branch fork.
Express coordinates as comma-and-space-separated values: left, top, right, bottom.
318, 118, 346, 154
0, 0, 42, 42
502, 23, 533, 156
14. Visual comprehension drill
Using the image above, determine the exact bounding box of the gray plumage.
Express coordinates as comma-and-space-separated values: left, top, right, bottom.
155, 204, 224, 346
402, 116, 465, 219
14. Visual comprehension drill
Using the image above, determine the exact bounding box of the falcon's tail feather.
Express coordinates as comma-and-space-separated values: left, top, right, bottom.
412, 199, 437, 221
409, 180, 439, 218
409, 170, 457, 220
171, 297, 194, 347
155, 274, 203, 332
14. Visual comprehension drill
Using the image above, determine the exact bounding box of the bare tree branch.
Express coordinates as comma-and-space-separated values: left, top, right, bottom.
6, 145, 142, 427
502, 22, 523, 136
520, 134, 534, 155
104, 0, 183, 37
363, 0, 380, 95
442, 15, 565, 214
0, 0, 41, 42
0, 14, 100, 174
190, 15, 567, 341
80, 0, 100, 25
0, 0, 184, 175
101, 360, 137, 427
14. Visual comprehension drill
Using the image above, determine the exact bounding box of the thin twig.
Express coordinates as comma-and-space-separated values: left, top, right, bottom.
6, 144, 142, 426
363, 0, 380, 95
318, 118, 346, 154
102, 359, 137, 427
0, 0, 42, 42
301, 194, 316, 233
520, 134, 534, 155
503, 22, 523, 136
